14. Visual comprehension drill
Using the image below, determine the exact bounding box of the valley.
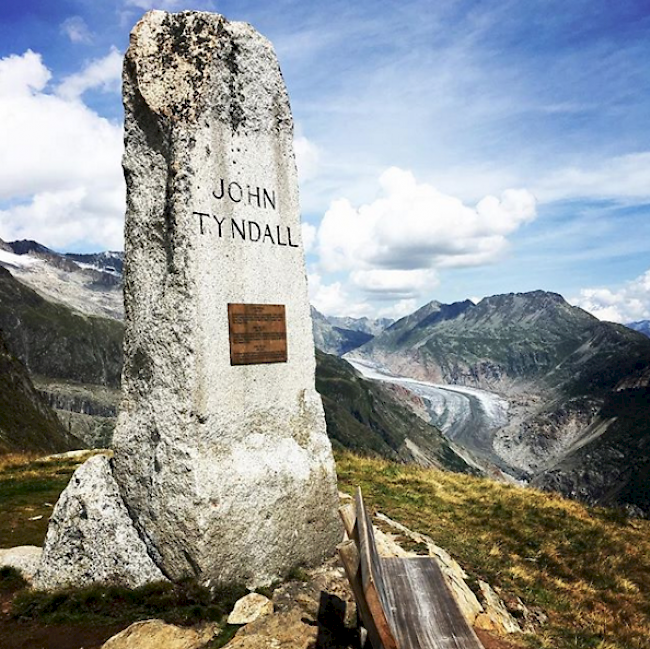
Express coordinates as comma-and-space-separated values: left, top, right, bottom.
347, 358, 511, 473
1, 238, 650, 516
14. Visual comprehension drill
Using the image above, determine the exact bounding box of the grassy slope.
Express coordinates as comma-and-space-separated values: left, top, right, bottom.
2, 452, 649, 648
336, 453, 650, 649
0, 453, 95, 546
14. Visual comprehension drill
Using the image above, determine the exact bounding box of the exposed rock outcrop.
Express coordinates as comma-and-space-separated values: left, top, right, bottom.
101, 619, 219, 649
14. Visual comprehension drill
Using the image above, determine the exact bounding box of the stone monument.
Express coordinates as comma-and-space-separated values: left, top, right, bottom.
35, 10, 340, 590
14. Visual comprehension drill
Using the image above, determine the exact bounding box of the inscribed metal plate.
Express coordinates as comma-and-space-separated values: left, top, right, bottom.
228, 303, 287, 365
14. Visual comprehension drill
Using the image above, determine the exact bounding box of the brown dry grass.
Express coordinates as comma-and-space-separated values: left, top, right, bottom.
0, 453, 40, 472
335, 452, 650, 649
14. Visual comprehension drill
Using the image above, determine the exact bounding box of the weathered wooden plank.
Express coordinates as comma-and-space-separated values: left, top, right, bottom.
338, 540, 385, 649
382, 557, 484, 649
355, 488, 399, 649
339, 503, 357, 541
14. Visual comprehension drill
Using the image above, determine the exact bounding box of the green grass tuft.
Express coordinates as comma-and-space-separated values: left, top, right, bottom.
0, 566, 28, 595
11, 578, 248, 627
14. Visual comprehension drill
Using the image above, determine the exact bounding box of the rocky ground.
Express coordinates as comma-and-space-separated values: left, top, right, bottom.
0, 491, 534, 649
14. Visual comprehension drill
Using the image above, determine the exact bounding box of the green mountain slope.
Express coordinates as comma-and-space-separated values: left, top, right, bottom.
534, 380, 650, 516
0, 267, 123, 388
0, 331, 82, 454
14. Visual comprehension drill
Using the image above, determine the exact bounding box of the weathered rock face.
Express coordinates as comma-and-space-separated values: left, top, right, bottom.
101, 619, 220, 649
34, 455, 166, 590
112, 10, 340, 587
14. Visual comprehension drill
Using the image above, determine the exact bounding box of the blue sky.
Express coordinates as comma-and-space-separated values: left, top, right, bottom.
1, 0, 650, 320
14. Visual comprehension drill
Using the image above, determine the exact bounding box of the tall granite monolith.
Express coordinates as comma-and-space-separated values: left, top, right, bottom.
35, 10, 341, 591
113, 10, 341, 587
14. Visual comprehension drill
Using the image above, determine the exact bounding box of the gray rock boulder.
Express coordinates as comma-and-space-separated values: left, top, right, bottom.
33, 455, 166, 590
0, 545, 42, 583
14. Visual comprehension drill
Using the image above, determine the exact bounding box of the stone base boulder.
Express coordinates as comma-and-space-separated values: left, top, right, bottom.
33, 455, 166, 590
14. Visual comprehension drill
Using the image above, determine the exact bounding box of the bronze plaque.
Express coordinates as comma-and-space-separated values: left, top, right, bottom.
228, 303, 287, 365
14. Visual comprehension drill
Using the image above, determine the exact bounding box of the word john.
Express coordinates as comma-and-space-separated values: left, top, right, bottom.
213, 179, 276, 210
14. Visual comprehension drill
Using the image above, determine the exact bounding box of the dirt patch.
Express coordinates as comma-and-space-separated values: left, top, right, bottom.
0, 590, 127, 649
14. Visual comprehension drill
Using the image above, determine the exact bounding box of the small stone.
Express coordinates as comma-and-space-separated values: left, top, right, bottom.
225, 609, 317, 649
228, 593, 274, 625
101, 619, 220, 649
0, 546, 42, 583
474, 580, 522, 634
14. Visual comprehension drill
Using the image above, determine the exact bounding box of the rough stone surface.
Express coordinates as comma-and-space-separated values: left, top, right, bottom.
224, 563, 356, 649
228, 593, 273, 625
224, 608, 319, 649
101, 619, 220, 649
474, 580, 522, 634
0, 546, 42, 583
111, 9, 340, 588
33, 455, 166, 590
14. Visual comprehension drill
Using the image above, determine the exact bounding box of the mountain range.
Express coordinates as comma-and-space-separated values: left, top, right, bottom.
0, 238, 468, 474
627, 320, 650, 337
1, 238, 649, 515
347, 292, 650, 515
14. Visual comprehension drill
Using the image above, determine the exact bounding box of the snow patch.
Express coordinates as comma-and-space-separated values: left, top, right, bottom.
0, 249, 42, 268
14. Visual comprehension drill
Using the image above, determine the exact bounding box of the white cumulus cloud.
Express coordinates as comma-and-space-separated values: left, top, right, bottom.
315, 167, 536, 302
350, 268, 438, 299
0, 50, 50, 98
0, 50, 124, 250
573, 270, 650, 323
56, 48, 122, 101
307, 272, 370, 317
301, 223, 317, 253
294, 135, 321, 182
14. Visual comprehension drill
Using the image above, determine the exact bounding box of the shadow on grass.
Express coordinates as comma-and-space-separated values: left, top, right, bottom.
7, 575, 248, 627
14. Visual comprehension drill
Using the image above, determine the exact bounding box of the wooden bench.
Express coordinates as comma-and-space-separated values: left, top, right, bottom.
338, 488, 485, 649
